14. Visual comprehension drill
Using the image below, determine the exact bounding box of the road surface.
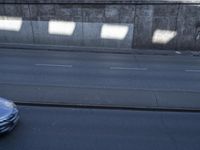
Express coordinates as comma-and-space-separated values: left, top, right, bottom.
0, 48, 200, 150
0, 105, 200, 150
0, 48, 200, 109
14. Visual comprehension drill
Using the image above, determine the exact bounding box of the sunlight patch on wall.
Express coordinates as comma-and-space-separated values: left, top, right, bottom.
101, 24, 129, 40
152, 29, 177, 44
0, 16, 22, 31
48, 20, 76, 36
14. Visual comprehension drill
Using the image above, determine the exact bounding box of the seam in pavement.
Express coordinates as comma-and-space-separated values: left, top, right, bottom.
15, 101, 200, 113
160, 113, 179, 150
153, 91, 160, 107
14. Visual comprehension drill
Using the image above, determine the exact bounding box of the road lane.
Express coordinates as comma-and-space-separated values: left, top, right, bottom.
185, 69, 200, 73
35, 64, 73, 68
110, 67, 147, 70
0, 49, 200, 109
0, 106, 200, 150
0, 50, 199, 91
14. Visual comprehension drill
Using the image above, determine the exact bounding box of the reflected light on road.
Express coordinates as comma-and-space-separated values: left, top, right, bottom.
48, 20, 76, 36
101, 24, 129, 40
0, 16, 22, 31
152, 29, 177, 44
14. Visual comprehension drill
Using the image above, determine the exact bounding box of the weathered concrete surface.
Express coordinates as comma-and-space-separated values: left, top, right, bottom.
177, 5, 200, 51
133, 5, 153, 49
0, 21, 34, 44
31, 21, 83, 46
0, 3, 200, 51
0, 0, 200, 4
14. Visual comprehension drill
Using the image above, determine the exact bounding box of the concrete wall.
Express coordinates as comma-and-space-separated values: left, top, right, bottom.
0, 0, 200, 4
0, 2, 200, 51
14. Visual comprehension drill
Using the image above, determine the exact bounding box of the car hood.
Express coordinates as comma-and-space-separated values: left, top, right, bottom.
0, 98, 14, 121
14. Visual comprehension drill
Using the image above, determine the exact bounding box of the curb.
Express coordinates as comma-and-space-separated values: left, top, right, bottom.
0, 43, 199, 56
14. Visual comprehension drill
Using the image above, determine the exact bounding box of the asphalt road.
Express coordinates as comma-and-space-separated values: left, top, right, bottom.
0, 106, 200, 150
0, 48, 200, 109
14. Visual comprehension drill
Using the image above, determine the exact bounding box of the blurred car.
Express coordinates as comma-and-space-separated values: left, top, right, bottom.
0, 97, 19, 134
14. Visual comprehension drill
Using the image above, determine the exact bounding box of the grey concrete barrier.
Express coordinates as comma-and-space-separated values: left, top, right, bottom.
0, 3, 200, 52
0, 0, 200, 4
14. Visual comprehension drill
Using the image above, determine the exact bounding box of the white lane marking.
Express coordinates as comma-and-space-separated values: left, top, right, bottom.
185, 69, 200, 73
110, 67, 147, 71
35, 64, 72, 68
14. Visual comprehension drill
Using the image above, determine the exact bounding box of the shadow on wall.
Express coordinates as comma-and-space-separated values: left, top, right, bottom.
0, 16, 133, 48
134, 4, 200, 51
0, 4, 200, 51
